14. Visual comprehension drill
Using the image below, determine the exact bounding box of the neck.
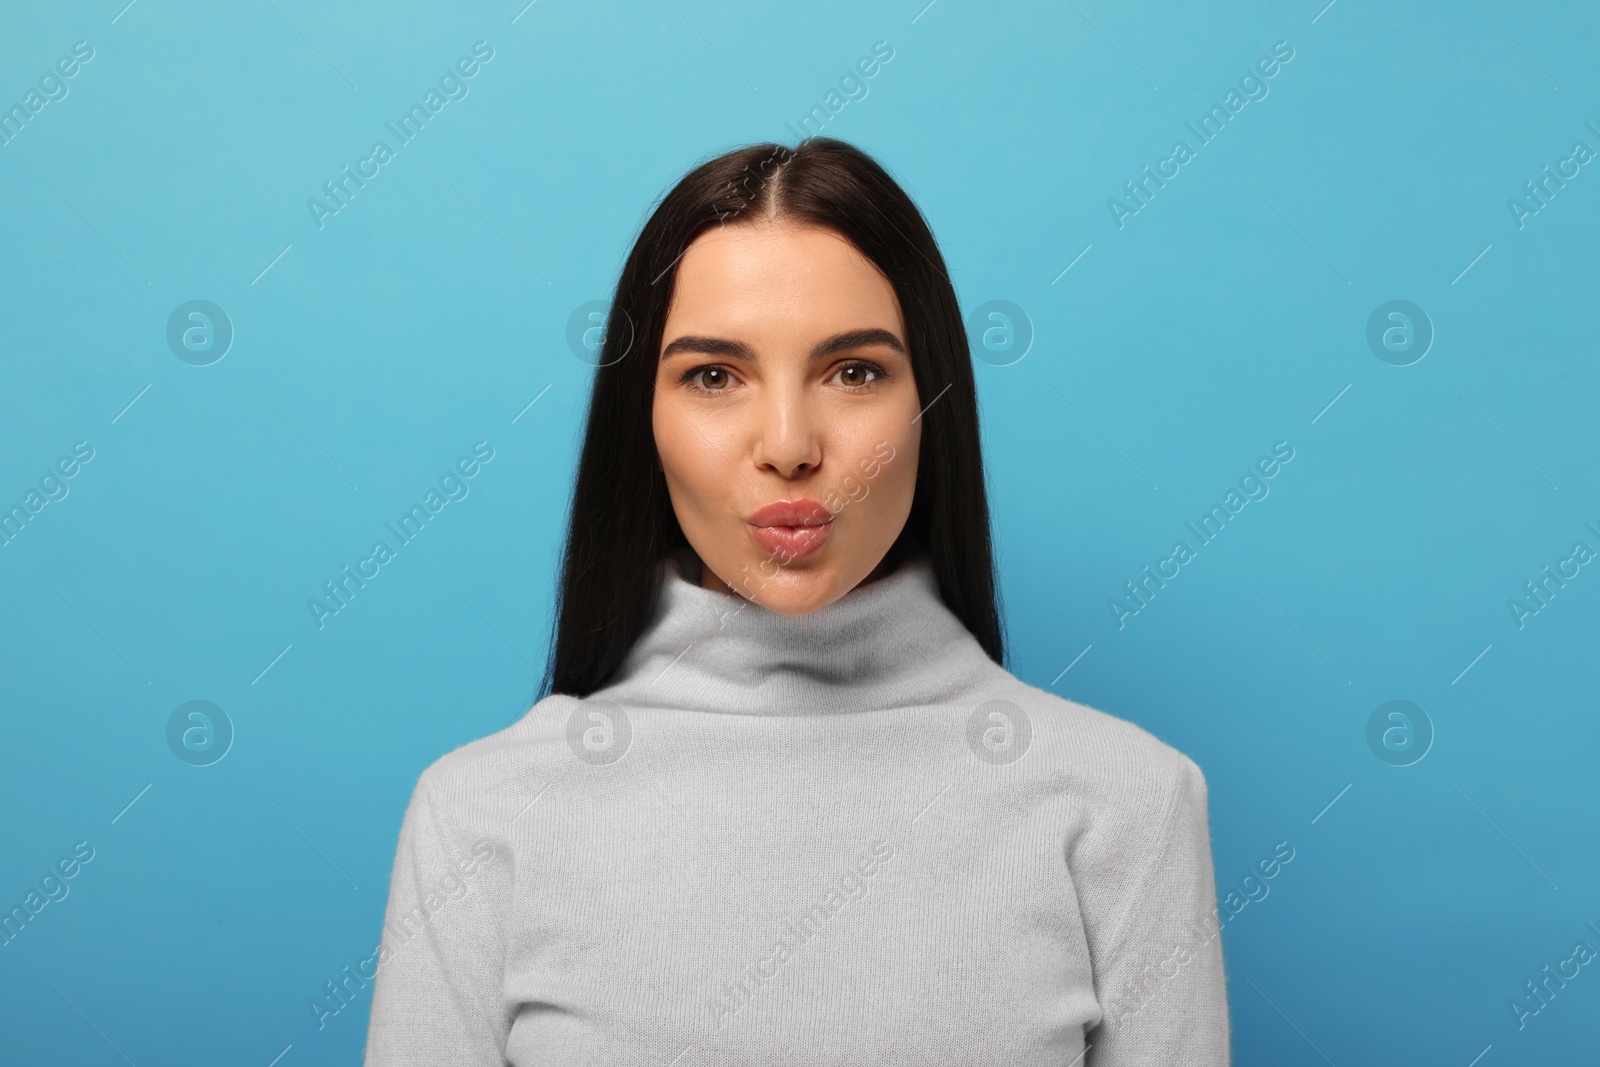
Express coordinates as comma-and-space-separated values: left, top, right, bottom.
599, 551, 996, 715
692, 550, 899, 597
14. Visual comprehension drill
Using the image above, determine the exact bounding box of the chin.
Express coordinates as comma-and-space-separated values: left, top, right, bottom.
720, 554, 855, 616
755, 586, 836, 617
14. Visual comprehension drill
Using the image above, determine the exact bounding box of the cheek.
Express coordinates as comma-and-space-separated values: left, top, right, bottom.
653, 396, 731, 525
842, 418, 919, 517
878, 442, 919, 515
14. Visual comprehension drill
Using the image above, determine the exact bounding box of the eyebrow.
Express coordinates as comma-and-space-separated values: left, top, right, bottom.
659, 327, 906, 363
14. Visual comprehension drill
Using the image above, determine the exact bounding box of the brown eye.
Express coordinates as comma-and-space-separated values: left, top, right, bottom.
833, 361, 883, 389
678, 363, 739, 396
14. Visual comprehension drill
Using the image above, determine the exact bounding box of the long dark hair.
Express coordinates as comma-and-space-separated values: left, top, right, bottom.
539, 136, 1004, 699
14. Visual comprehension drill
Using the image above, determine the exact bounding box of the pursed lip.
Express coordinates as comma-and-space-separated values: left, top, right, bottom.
747, 498, 833, 528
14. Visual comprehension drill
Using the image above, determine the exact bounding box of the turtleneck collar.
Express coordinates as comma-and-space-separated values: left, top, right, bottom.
596, 551, 998, 715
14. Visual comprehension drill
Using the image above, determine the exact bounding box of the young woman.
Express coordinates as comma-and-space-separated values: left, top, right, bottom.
364, 137, 1231, 1065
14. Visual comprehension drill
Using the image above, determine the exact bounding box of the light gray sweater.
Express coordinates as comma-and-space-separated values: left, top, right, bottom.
363, 554, 1231, 1065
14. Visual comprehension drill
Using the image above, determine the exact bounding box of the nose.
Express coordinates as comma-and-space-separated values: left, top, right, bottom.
751, 382, 821, 479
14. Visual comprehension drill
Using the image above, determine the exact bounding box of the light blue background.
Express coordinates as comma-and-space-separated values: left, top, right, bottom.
3, 0, 1597, 1063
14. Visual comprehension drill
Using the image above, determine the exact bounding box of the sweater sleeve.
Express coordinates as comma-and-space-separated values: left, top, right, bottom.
363, 769, 511, 1067
1086, 755, 1231, 1066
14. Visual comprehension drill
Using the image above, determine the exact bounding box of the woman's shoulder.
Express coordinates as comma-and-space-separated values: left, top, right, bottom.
401, 692, 588, 832
972, 664, 1208, 815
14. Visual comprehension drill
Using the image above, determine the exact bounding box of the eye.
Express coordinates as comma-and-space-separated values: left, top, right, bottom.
681, 364, 737, 395
832, 360, 886, 390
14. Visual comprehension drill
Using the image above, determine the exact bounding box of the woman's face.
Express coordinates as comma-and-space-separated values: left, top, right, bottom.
653, 220, 922, 616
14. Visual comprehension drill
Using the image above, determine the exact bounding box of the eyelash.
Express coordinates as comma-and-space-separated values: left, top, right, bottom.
678, 360, 888, 397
